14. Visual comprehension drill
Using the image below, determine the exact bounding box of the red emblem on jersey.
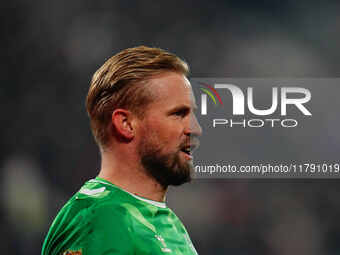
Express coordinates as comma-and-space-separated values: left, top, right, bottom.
62, 249, 82, 255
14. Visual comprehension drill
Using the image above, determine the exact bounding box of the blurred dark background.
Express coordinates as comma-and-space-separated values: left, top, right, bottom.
1, 1, 340, 254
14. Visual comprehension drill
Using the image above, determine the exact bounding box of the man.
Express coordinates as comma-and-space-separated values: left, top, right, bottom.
42, 46, 202, 255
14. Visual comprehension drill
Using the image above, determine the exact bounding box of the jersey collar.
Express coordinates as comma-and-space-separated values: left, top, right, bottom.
89, 177, 167, 209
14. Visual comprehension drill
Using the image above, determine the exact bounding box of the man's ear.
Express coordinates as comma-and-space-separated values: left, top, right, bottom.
111, 109, 135, 140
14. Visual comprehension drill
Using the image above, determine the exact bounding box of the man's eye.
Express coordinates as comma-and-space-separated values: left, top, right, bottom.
174, 110, 187, 117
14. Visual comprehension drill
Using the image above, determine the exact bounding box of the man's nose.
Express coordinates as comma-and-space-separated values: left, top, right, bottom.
186, 113, 202, 137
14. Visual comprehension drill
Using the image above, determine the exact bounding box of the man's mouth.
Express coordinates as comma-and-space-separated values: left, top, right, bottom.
181, 147, 192, 156
180, 141, 199, 159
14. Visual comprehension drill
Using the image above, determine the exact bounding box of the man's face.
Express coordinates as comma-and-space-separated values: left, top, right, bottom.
137, 72, 202, 188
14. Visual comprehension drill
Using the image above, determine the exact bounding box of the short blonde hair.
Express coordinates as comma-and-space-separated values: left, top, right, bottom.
86, 46, 189, 148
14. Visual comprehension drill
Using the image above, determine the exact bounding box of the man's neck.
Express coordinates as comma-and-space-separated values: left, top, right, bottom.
98, 150, 167, 202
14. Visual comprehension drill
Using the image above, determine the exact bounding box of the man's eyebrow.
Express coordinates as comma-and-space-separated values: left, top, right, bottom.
167, 104, 196, 114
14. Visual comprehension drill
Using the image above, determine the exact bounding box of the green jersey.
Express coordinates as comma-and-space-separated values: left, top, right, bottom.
42, 177, 198, 255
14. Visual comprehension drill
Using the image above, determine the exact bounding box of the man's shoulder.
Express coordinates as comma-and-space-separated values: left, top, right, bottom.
64, 179, 133, 222
42, 180, 135, 255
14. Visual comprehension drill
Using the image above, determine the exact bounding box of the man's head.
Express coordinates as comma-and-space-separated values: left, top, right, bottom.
86, 46, 189, 148
86, 46, 201, 187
